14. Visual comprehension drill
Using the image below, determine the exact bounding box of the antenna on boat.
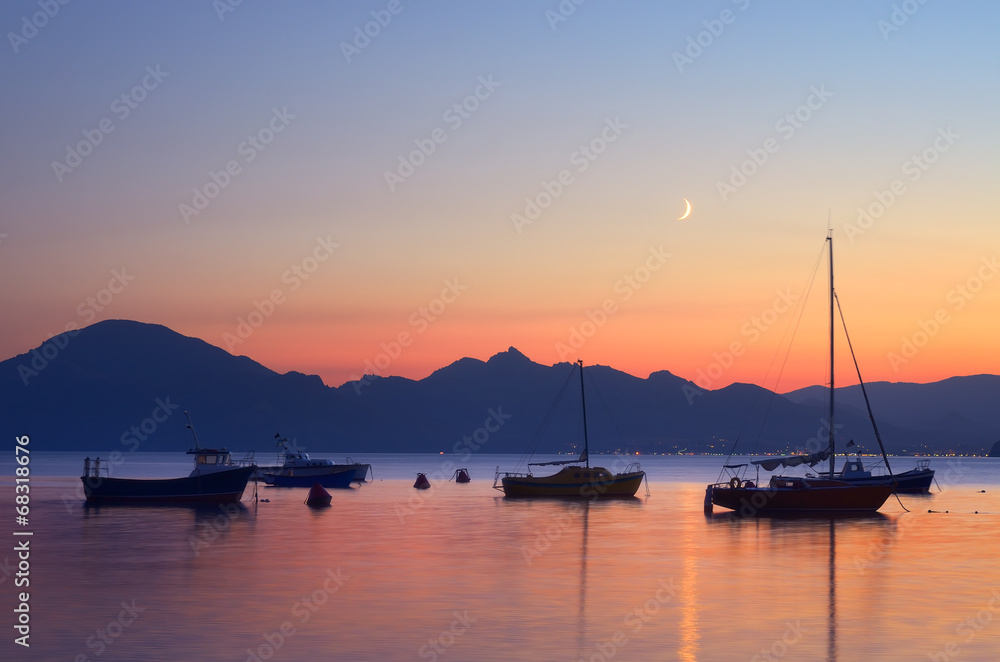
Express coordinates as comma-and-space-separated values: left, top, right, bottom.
184, 411, 202, 449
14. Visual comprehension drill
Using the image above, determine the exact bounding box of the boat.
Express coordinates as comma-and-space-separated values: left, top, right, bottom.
494, 360, 646, 498
706, 231, 895, 515
255, 435, 371, 484
813, 455, 934, 494
261, 466, 355, 488
80, 412, 256, 504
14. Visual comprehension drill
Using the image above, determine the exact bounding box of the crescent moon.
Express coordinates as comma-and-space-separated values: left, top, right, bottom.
678, 198, 692, 220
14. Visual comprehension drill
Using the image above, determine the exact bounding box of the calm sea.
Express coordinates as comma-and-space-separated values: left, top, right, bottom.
3, 453, 999, 661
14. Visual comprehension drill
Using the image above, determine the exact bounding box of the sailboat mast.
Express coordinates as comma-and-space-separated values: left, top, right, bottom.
827, 230, 835, 477
578, 360, 590, 469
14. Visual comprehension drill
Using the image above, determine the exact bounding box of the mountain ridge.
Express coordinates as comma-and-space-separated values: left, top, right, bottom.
2, 320, 996, 455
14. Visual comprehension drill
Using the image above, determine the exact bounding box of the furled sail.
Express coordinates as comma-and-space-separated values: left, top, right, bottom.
530, 449, 588, 467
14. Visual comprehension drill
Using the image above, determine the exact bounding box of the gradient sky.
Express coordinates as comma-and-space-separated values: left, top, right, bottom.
2, 1, 998, 392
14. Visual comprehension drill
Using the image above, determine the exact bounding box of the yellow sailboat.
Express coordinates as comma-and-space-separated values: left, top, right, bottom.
493, 360, 646, 498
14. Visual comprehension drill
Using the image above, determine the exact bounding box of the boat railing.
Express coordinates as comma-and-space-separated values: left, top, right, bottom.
493, 465, 531, 490
916, 459, 931, 471
82, 457, 111, 479
235, 450, 257, 468
272, 436, 297, 466
710, 462, 766, 489
623, 461, 643, 474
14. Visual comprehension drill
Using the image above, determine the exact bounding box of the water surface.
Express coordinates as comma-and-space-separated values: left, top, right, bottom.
4, 454, 999, 660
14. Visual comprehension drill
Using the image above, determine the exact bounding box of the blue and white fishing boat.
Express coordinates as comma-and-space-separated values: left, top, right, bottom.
255, 435, 371, 485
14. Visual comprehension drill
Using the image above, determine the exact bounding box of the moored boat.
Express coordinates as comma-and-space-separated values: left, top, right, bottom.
494, 360, 646, 499
708, 469, 894, 515
499, 465, 645, 498
813, 456, 934, 494
254, 436, 371, 483
80, 412, 255, 504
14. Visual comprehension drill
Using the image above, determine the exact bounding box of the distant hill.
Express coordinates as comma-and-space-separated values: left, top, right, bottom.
1, 320, 996, 456
784, 377, 1000, 454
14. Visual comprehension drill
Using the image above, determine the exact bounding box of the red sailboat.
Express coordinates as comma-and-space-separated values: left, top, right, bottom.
707, 230, 894, 515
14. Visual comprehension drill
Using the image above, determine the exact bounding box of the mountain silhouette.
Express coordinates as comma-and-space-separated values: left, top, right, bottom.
1, 320, 996, 456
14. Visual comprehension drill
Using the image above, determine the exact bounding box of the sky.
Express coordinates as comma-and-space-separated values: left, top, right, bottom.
2, 0, 998, 393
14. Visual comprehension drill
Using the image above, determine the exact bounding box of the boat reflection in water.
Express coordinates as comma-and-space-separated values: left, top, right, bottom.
706, 512, 895, 662
81, 499, 256, 560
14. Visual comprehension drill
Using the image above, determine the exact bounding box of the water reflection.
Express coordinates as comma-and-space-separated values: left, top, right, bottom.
576, 500, 589, 660
828, 518, 837, 662
703, 513, 896, 662
25, 477, 1000, 660
678, 525, 700, 662
80, 500, 257, 561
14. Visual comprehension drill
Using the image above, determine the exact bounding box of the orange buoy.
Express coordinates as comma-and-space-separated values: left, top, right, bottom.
305, 483, 332, 507
414, 473, 431, 489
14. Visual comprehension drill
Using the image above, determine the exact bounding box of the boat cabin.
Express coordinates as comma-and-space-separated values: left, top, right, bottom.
281, 448, 336, 468
837, 456, 872, 479
188, 448, 233, 465
187, 448, 237, 476
275, 438, 336, 468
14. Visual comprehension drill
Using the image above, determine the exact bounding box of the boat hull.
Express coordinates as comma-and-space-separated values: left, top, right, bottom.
347, 463, 372, 482
81, 466, 254, 503
815, 468, 934, 494
501, 466, 645, 498
710, 478, 894, 515
254, 462, 370, 482
889, 469, 934, 493
262, 469, 355, 488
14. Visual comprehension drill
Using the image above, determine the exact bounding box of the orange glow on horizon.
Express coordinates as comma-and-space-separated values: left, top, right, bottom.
167, 314, 997, 394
